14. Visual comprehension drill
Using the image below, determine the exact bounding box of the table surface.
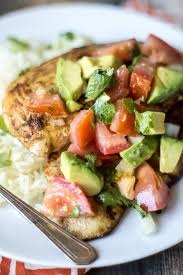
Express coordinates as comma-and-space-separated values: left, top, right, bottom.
1, 1, 183, 274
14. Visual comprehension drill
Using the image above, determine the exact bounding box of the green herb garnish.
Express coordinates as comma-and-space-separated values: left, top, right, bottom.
19, 68, 30, 76
45, 44, 52, 50
99, 164, 117, 184
85, 68, 114, 102
85, 152, 97, 172
8, 37, 30, 52
0, 152, 12, 168
0, 116, 8, 133
132, 45, 141, 58
93, 93, 115, 124
97, 183, 147, 218
128, 55, 141, 72
60, 32, 75, 41
123, 98, 136, 113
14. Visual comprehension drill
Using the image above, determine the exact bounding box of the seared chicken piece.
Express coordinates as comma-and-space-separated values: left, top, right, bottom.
3, 46, 99, 158
44, 154, 124, 240
61, 203, 123, 240
3, 41, 136, 158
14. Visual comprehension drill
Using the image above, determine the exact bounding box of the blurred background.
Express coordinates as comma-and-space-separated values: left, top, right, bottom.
0, 0, 183, 27
0, 0, 121, 14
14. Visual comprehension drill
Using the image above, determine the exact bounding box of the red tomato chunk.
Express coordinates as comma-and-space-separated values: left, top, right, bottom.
43, 177, 94, 218
95, 123, 129, 155
141, 34, 182, 65
110, 99, 137, 136
129, 59, 155, 100
70, 109, 95, 148
27, 93, 67, 116
135, 163, 170, 212
107, 65, 130, 102
92, 39, 137, 61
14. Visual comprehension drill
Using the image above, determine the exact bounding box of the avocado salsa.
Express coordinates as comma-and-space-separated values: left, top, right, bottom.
42, 34, 183, 220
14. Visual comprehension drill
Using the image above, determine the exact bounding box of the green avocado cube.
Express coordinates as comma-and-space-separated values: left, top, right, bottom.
56, 58, 83, 102
120, 136, 159, 168
66, 100, 82, 112
78, 55, 121, 79
148, 67, 183, 104
160, 136, 183, 173
135, 111, 165, 135
60, 151, 104, 196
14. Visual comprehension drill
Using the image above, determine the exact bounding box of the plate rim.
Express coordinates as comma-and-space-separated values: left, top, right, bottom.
0, 215, 182, 269
1, 2, 183, 35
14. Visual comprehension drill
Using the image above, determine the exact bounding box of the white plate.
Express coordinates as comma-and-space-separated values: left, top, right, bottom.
0, 3, 183, 269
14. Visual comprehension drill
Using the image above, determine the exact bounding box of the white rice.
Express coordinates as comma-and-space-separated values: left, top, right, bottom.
0, 133, 47, 207
0, 32, 91, 207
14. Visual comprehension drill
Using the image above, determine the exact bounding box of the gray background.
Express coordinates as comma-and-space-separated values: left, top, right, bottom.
1, 1, 183, 274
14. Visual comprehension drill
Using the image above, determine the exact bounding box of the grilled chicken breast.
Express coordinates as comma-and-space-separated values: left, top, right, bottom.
61, 203, 124, 240
3, 43, 128, 158
45, 154, 124, 240
3, 46, 98, 158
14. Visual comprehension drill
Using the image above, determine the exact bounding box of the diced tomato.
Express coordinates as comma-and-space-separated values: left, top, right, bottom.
68, 142, 98, 158
68, 143, 85, 157
141, 34, 183, 64
95, 123, 129, 155
42, 177, 94, 218
106, 65, 129, 102
27, 93, 67, 116
68, 142, 119, 164
129, 59, 155, 100
135, 162, 170, 212
110, 100, 137, 136
92, 39, 137, 61
70, 110, 95, 148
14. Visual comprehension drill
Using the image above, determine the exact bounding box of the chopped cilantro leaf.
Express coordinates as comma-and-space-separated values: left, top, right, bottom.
128, 55, 141, 72
85, 68, 114, 102
19, 68, 30, 76
99, 164, 117, 184
60, 32, 75, 41
132, 45, 141, 58
8, 37, 30, 52
0, 151, 12, 168
0, 116, 8, 133
123, 98, 136, 113
45, 44, 52, 50
93, 93, 115, 124
85, 152, 97, 172
97, 183, 147, 218
130, 201, 148, 218
97, 190, 118, 207
85, 152, 97, 165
